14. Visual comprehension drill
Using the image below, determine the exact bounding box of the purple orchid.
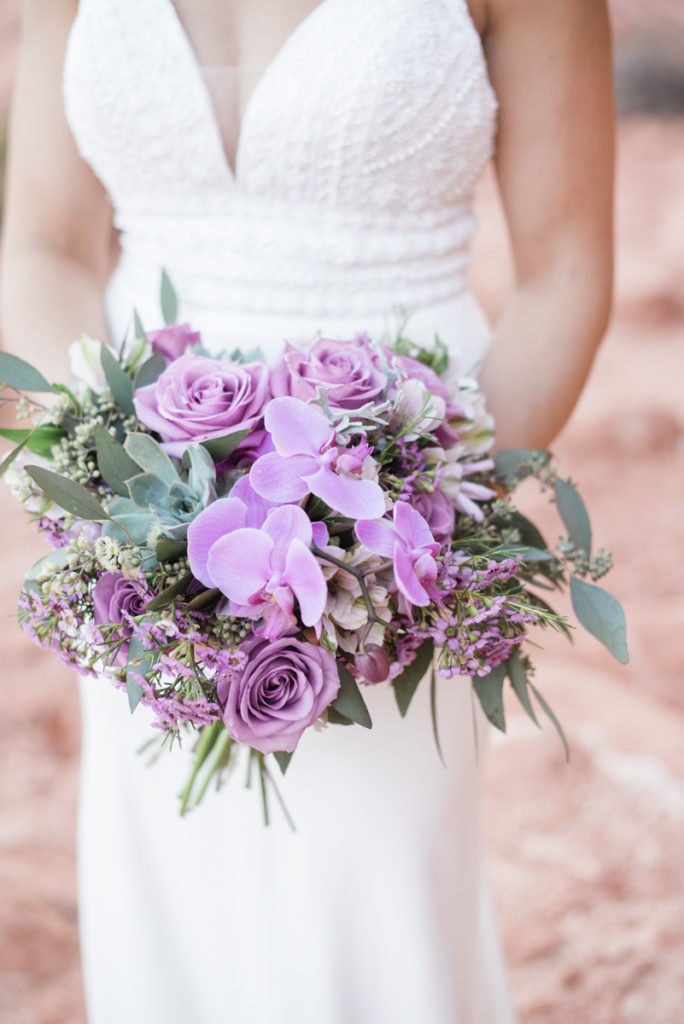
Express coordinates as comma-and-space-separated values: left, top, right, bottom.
356, 502, 441, 608
249, 397, 385, 520
188, 502, 327, 640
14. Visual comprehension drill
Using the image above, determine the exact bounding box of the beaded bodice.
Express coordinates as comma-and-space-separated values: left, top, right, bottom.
63, 0, 497, 320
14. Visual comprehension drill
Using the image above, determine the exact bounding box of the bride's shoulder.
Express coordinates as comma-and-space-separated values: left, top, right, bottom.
19, 0, 79, 26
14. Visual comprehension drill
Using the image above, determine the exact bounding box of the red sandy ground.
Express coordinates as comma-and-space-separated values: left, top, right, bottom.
0, 3, 683, 1022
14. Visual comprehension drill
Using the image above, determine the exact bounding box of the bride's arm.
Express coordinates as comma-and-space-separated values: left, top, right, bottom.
477, 0, 614, 449
0, 0, 113, 381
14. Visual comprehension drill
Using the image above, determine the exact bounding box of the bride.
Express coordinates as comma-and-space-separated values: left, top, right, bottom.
0, 1, 614, 1021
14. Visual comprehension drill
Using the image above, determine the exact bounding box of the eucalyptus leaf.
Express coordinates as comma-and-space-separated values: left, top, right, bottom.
124, 433, 179, 485
331, 662, 372, 729
25, 466, 109, 521
429, 667, 445, 766
393, 637, 434, 717
133, 308, 146, 341
529, 683, 569, 760
555, 478, 592, 557
472, 664, 507, 732
160, 268, 179, 325
326, 707, 354, 726
100, 346, 135, 417
185, 588, 220, 611
134, 353, 166, 390
505, 651, 539, 726
0, 441, 27, 478
510, 545, 554, 563
494, 448, 548, 483
102, 512, 155, 547
144, 572, 193, 611
127, 472, 171, 508
273, 750, 294, 775
126, 636, 156, 712
156, 538, 188, 563
0, 352, 52, 392
25, 546, 71, 582
94, 425, 142, 496
200, 429, 251, 461
570, 576, 629, 664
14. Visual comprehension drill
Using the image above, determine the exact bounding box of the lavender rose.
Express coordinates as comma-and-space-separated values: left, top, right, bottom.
146, 323, 201, 362
92, 572, 149, 665
134, 354, 271, 457
218, 635, 340, 754
408, 489, 455, 541
271, 335, 388, 411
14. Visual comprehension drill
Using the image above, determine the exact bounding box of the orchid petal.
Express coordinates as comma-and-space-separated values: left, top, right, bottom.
263, 504, 313, 554
250, 451, 314, 503
394, 501, 438, 553
206, 528, 273, 603
284, 539, 327, 626
229, 474, 277, 527
394, 544, 430, 607
187, 498, 246, 588
264, 396, 334, 457
355, 518, 397, 558
311, 521, 329, 547
304, 466, 385, 520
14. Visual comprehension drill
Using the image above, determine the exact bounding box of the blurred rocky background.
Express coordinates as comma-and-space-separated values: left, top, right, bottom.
0, 1, 682, 1022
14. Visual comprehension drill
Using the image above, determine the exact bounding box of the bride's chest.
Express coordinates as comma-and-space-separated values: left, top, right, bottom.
63, 0, 497, 216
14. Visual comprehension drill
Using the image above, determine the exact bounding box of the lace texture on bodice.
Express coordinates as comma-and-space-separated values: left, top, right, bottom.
63, 0, 497, 319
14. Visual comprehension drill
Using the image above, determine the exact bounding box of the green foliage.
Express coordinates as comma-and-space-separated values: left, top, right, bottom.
134, 353, 166, 390
472, 664, 507, 732
144, 572, 193, 611
124, 433, 178, 485
570, 576, 629, 664
100, 346, 135, 417
0, 425, 65, 458
0, 440, 27, 478
25, 465, 110, 521
200, 430, 251, 461
0, 352, 52, 393
331, 662, 372, 729
273, 751, 294, 775
529, 683, 569, 760
555, 478, 592, 557
392, 637, 435, 717
505, 651, 539, 726
160, 268, 179, 324
94, 425, 142, 496
126, 636, 155, 712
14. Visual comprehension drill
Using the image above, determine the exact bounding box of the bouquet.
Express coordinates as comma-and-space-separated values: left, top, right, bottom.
1, 275, 628, 820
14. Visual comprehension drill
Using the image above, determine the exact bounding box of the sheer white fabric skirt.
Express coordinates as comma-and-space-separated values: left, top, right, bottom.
77, 265, 516, 1024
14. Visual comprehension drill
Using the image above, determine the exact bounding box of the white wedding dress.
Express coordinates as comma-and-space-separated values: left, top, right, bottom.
63, 1, 516, 1021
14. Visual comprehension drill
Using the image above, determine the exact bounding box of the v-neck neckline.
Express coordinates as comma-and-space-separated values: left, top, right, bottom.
163, 0, 330, 182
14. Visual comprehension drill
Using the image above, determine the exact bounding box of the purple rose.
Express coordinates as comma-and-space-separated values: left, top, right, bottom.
408, 490, 455, 541
134, 354, 271, 457
387, 350, 449, 402
92, 572, 149, 664
271, 335, 388, 411
218, 635, 340, 754
146, 323, 201, 362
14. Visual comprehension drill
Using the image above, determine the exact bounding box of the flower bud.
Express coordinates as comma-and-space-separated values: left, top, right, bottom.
355, 644, 390, 684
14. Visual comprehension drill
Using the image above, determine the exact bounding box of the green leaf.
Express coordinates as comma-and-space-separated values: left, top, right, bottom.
94, 425, 142, 496
494, 448, 548, 482
126, 636, 155, 712
185, 588, 220, 611
505, 651, 539, 726
555, 478, 592, 557
51, 382, 81, 414
100, 346, 135, 417
156, 538, 188, 563
124, 433, 179, 485
326, 707, 354, 726
160, 268, 178, 325
429, 667, 445, 766
25, 546, 71, 582
472, 664, 507, 732
509, 545, 554, 563
273, 750, 294, 775
134, 353, 166, 390
570, 576, 629, 664
331, 662, 372, 729
127, 472, 170, 507
200, 429, 251, 461
529, 682, 570, 760
0, 352, 52, 392
25, 466, 109, 521
0, 425, 65, 458
393, 638, 434, 717
133, 308, 146, 341
144, 572, 193, 611
0, 440, 28, 477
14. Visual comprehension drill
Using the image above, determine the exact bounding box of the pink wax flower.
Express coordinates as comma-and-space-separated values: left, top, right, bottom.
134, 354, 270, 457
249, 397, 385, 520
356, 502, 441, 608
218, 635, 340, 754
271, 334, 388, 410
146, 323, 201, 362
189, 503, 327, 640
